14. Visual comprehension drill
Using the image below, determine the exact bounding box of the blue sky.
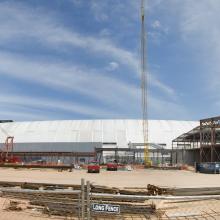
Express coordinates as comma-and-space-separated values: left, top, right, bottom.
0, 0, 219, 121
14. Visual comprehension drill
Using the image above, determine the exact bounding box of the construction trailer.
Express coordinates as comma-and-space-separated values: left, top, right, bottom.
172, 116, 220, 165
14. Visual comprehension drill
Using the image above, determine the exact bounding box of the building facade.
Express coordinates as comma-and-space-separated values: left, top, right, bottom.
0, 119, 198, 164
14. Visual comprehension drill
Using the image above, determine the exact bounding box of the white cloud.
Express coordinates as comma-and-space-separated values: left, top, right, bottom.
70, 0, 83, 6
151, 20, 161, 29
0, 90, 186, 121
99, 28, 111, 37
90, 1, 108, 22
0, 1, 187, 120
149, 74, 176, 97
0, 1, 176, 99
0, 109, 48, 121
0, 51, 140, 115
106, 62, 119, 71
146, 0, 220, 116
149, 19, 169, 44
0, 93, 119, 119
0, 51, 185, 120
0, 49, 185, 120
149, 95, 191, 120
170, 1, 220, 93
0, 50, 178, 110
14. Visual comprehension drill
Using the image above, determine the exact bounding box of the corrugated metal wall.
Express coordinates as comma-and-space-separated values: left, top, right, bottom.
0, 142, 101, 152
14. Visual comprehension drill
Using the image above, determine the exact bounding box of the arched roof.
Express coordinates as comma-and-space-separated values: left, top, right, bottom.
0, 119, 198, 149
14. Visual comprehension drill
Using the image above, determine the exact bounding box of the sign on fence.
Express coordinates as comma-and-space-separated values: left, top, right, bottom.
91, 203, 120, 214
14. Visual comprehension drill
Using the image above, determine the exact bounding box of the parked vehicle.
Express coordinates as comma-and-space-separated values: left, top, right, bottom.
107, 160, 118, 171
88, 161, 100, 173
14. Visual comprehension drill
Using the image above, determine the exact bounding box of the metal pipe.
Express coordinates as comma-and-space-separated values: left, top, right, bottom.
90, 193, 220, 201
86, 181, 91, 220
0, 188, 81, 194
81, 179, 85, 220
2, 188, 220, 201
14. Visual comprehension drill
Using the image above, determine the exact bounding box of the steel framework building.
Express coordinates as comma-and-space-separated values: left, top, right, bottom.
172, 116, 220, 164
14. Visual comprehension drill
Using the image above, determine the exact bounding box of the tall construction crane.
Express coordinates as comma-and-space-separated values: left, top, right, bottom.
141, 0, 151, 166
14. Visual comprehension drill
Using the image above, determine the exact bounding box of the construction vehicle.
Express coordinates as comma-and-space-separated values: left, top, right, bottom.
87, 161, 100, 173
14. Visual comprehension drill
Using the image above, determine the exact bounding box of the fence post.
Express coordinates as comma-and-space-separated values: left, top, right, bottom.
81, 178, 85, 220
86, 181, 91, 220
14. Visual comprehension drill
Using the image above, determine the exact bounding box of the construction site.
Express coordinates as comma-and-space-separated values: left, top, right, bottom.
0, 0, 220, 220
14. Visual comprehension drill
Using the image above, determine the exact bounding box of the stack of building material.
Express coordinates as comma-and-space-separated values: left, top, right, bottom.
164, 187, 220, 196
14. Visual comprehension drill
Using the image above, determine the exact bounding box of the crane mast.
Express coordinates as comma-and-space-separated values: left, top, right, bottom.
141, 0, 151, 166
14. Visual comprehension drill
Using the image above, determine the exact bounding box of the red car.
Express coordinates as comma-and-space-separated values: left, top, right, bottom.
107, 162, 118, 171
88, 161, 100, 173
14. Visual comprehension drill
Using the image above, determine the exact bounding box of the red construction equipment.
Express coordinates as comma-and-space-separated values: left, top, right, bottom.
0, 124, 21, 163
0, 136, 20, 163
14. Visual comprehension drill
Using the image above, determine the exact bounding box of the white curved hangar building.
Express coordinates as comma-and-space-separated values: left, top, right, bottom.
0, 119, 198, 153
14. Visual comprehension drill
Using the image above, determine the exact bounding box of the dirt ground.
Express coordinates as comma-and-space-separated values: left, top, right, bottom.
0, 168, 220, 219
0, 197, 220, 220
0, 168, 220, 188
0, 197, 74, 220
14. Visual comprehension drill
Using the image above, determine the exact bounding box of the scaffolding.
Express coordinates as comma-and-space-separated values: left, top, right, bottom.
95, 144, 171, 165
200, 116, 220, 162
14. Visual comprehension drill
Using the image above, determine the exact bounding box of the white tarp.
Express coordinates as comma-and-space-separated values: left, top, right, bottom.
0, 119, 198, 149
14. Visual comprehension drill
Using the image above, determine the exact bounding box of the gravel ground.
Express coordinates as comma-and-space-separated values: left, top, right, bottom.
0, 198, 69, 220
0, 168, 219, 188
